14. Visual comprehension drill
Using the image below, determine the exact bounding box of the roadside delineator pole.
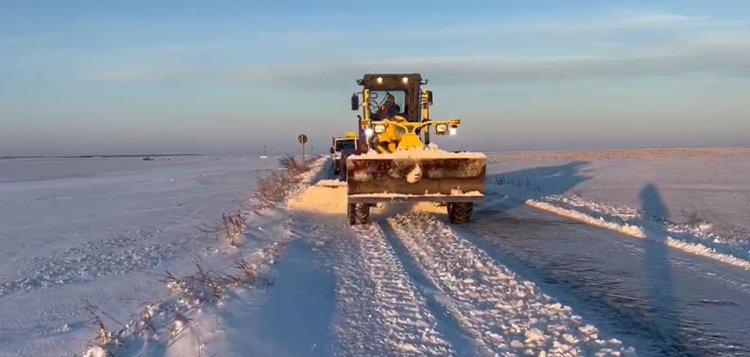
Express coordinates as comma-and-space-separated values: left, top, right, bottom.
298, 133, 308, 163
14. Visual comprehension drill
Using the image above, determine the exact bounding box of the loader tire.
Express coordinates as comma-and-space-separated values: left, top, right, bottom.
447, 202, 473, 224
348, 203, 370, 225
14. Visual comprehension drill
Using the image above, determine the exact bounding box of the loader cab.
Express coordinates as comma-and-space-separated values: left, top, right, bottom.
351, 73, 436, 153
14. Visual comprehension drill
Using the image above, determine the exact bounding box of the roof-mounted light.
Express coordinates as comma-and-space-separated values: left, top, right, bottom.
402, 76, 409, 84
376, 77, 383, 84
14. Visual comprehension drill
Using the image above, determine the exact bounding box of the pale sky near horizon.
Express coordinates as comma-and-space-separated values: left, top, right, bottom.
1, 0, 749, 156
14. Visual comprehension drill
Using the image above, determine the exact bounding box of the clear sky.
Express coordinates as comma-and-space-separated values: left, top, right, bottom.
1, 0, 749, 156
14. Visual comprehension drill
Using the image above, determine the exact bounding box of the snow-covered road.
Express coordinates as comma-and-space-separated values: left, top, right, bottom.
280, 202, 749, 356
278, 208, 636, 355
385, 211, 630, 356
274, 158, 750, 356
462, 197, 750, 356
311, 217, 455, 356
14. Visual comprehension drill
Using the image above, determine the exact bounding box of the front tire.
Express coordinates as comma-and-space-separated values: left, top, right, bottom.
348, 203, 370, 225
447, 202, 473, 224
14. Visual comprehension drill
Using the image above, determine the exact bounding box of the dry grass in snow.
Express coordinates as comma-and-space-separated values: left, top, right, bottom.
81, 155, 324, 356
254, 155, 313, 208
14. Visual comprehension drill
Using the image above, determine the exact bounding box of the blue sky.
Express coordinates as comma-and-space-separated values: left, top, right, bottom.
1, 1, 749, 155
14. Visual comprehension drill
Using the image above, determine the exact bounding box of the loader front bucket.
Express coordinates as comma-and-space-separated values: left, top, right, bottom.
346, 151, 486, 204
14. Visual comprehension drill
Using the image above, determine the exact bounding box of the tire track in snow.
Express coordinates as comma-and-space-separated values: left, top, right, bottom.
319, 221, 454, 356
387, 212, 635, 356
463, 204, 750, 356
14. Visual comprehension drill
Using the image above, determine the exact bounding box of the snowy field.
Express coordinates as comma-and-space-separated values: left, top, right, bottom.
484, 147, 750, 268
0, 155, 277, 356
486, 147, 750, 233
1, 147, 749, 356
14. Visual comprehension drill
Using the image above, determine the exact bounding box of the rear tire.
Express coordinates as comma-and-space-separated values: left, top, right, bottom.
348, 203, 370, 225
447, 202, 473, 224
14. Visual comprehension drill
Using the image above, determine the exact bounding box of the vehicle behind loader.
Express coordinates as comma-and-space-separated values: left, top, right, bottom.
346, 73, 486, 225
330, 132, 357, 178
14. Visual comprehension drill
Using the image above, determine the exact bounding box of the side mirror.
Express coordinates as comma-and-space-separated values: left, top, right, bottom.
330, 147, 335, 154
351, 94, 359, 111
427, 90, 433, 105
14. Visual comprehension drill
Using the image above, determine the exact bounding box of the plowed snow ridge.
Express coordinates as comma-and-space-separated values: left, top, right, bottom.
527, 199, 750, 270
388, 212, 636, 356
326, 222, 453, 356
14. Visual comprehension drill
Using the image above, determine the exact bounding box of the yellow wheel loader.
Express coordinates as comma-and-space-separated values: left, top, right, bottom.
346, 73, 486, 225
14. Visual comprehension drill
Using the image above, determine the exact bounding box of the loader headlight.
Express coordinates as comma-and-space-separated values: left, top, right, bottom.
374, 124, 386, 134
449, 127, 457, 135
401, 76, 409, 84
376, 76, 383, 84
435, 123, 448, 134
364, 127, 374, 137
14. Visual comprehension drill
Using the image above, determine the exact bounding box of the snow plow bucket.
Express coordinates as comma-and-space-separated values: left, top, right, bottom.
346, 151, 486, 204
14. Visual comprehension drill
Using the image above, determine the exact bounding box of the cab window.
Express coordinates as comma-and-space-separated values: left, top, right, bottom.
369, 90, 405, 119
335, 139, 355, 152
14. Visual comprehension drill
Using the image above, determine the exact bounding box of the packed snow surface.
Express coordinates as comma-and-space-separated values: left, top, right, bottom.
387, 212, 636, 356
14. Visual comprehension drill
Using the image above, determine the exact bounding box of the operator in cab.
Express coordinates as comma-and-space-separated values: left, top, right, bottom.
377, 93, 401, 119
